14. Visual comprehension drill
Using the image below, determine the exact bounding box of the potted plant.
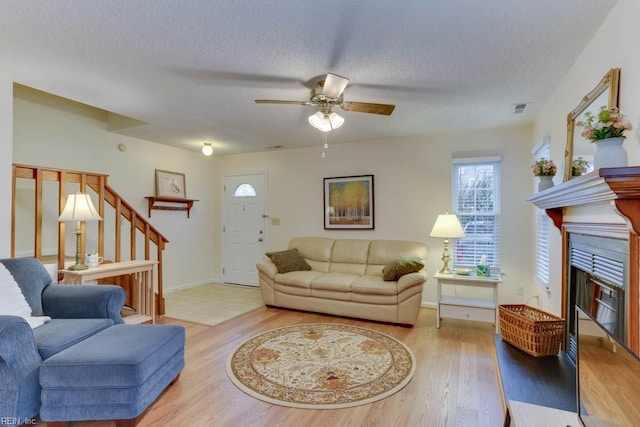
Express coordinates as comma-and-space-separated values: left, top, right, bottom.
576, 106, 633, 169
532, 158, 556, 191
571, 157, 589, 177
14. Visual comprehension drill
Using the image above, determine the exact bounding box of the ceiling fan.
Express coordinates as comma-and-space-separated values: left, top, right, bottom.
255, 73, 395, 131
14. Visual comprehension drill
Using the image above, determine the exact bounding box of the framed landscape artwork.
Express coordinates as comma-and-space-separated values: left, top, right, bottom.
324, 175, 374, 229
155, 169, 186, 198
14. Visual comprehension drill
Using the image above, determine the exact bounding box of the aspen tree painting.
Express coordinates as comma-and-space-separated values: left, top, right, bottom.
324, 175, 374, 229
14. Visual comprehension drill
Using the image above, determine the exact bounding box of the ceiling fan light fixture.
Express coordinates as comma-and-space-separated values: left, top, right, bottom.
202, 142, 213, 156
327, 111, 344, 129
308, 110, 344, 132
308, 111, 332, 132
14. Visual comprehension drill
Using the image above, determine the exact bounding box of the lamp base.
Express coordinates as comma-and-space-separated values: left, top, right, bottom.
439, 239, 452, 275
68, 263, 89, 271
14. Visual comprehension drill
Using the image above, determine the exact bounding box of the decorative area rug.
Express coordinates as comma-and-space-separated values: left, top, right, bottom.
226, 323, 415, 409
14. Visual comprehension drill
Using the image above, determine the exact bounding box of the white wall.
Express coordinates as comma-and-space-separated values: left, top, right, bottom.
8, 86, 539, 307
213, 124, 536, 306
12, 86, 216, 292
0, 75, 12, 258
533, 0, 640, 314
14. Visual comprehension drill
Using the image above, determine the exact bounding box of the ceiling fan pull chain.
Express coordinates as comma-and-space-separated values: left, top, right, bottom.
322, 131, 328, 158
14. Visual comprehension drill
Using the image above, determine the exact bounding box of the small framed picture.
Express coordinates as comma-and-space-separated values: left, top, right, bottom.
324, 175, 374, 229
155, 169, 186, 198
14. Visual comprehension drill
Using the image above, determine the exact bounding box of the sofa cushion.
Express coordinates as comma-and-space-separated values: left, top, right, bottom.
352, 275, 399, 296
275, 270, 324, 288
311, 273, 359, 291
366, 240, 428, 275
288, 237, 335, 262
331, 239, 370, 264
382, 257, 425, 281
266, 249, 312, 273
32, 318, 114, 359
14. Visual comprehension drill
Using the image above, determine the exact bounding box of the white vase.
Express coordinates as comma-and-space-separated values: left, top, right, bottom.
538, 175, 554, 192
594, 137, 627, 169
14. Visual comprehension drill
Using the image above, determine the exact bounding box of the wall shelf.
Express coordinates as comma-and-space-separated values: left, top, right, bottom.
145, 196, 198, 218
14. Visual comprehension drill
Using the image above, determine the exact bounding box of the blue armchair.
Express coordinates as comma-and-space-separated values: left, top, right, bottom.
0, 258, 125, 427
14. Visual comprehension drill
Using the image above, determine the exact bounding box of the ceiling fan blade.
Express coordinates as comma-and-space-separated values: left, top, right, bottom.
322, 73, 350, 99
254, 100, 312, 106
340, 101, 395, 115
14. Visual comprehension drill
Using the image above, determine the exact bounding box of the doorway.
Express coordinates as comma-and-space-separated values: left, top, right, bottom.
222, 173, 267, 286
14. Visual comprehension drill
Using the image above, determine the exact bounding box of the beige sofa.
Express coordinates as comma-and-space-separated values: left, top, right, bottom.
256, 237, 428, 325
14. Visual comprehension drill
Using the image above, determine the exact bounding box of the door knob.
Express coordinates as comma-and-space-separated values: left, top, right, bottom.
258, 237, 263, 242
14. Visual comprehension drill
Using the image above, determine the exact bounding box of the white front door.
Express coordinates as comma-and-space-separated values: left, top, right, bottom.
222, 173, 266, 286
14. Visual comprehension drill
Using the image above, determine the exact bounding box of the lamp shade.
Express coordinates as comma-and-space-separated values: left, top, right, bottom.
430, 213, 465, 238
58, 193, 102, 222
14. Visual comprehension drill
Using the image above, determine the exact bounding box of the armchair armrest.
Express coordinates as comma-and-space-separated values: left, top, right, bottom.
42, 284, 125, 324
0, 315, 42, 367
0, 316, 42, 422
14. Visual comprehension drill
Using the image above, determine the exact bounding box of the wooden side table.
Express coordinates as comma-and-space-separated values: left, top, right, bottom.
60, 260, 158, 324
435, 271, 502, 332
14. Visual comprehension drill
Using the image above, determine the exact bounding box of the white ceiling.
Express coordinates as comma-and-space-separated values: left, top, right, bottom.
1, 1, 617, 156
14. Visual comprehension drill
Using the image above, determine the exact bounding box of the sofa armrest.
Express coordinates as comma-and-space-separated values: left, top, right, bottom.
42, 284, 125, 324
397, 271, 428, 293
256, 261, 279, 280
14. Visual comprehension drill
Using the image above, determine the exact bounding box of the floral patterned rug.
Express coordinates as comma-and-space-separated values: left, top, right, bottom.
226, 323, 415, 409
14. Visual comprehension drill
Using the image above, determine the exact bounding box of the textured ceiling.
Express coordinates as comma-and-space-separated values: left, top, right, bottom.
0, 1, 617, 155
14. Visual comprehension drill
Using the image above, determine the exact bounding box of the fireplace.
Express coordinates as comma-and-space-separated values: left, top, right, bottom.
528, 167, 640, 356
567, 233, 628, 361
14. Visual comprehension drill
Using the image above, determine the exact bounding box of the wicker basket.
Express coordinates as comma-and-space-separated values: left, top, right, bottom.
498, 304, 565, 357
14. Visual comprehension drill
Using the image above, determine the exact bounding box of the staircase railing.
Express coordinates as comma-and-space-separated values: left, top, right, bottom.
11, 164, 169, 315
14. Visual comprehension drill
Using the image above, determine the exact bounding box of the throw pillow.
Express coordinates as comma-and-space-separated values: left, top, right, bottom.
382, 257, 424, 281
266, 248, 312, 274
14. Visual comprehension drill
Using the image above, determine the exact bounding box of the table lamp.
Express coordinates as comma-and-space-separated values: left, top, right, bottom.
58, 192, 102, 271
430, 212, 465, 274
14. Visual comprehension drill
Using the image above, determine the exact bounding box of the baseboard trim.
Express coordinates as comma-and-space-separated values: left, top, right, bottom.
421, 301, 437, 309
164, 278, 223, 294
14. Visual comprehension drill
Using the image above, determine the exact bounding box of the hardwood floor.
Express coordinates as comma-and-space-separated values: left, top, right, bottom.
39, 307, 505, 427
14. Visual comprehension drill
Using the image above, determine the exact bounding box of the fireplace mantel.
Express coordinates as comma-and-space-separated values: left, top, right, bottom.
528, 167, 640, 234
529, 167, 640, 354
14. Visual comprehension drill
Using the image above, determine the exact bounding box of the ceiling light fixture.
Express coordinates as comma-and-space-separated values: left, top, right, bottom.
308, 108, 344, 132
202, 142, 213, 156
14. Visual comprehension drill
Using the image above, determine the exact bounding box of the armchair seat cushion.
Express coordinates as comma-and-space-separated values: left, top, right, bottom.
33, 319, 114, 359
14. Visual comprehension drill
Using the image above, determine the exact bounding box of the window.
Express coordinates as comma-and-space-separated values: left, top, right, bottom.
533, 141, 551, 289
452, 158, 501, 269
232, 183, 256, 198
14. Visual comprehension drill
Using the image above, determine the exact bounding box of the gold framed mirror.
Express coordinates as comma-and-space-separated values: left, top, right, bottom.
564, 68, 620, 181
